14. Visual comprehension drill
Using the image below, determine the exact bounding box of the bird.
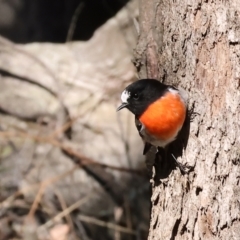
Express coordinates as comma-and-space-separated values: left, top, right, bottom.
117, 79, 188, 172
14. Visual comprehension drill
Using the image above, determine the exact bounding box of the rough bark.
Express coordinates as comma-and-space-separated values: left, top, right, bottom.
135, 0, 240, 239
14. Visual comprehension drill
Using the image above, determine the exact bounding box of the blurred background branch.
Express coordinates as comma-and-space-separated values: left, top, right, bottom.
0, 0, 151, 239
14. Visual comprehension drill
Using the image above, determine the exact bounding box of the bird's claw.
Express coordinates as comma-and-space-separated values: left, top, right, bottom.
171, 154, 193, 174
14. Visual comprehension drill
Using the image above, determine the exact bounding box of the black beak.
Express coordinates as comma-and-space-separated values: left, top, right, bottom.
116, 102, 128, 111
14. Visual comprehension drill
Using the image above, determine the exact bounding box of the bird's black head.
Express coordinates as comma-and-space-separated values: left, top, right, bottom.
117, 79, 169, 116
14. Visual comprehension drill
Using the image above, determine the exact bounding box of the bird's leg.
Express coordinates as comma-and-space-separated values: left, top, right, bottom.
171, 154, 193, 174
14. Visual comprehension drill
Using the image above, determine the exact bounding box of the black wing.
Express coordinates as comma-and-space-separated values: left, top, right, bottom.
135, 117, 152, 155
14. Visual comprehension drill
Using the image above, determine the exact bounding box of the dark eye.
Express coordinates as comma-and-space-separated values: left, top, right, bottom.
133, 93, 139, 100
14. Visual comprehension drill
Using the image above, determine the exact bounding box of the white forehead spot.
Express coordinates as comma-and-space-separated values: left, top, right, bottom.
121, 90, 130, 103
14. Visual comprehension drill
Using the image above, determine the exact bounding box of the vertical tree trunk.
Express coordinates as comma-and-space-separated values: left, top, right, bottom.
134, 0, 240, 239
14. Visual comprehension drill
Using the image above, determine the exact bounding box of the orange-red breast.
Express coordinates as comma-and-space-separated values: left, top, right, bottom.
117, 79, 187, 155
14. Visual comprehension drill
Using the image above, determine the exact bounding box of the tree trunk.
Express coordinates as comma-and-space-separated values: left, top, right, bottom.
134, 0, 240, 239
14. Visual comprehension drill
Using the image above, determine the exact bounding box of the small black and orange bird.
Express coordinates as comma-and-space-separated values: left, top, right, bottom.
117, 79, 187, 161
